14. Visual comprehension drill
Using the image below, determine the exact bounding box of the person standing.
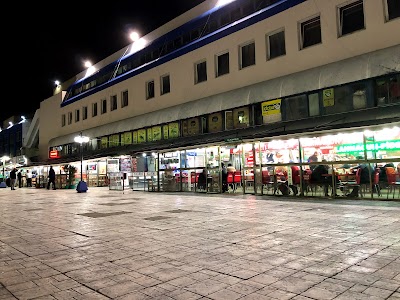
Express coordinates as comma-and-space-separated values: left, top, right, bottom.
10, 168, 17, 190
17, 170, 22, 188
221, 163, 228, 193
26, 170, 32, 187
47, 166, 56, 190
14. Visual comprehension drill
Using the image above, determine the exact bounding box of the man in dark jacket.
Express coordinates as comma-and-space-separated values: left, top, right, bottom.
311, 162, 330, 196
347, 162, 373, 197
17, 170, 22, 188
10, 168, 17, 190
47, 166, 56, 190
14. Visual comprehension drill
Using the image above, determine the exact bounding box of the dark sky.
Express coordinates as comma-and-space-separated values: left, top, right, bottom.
2, 0, 205, 122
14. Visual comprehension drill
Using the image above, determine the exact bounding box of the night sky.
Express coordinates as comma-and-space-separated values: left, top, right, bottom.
2, 0, 205, 123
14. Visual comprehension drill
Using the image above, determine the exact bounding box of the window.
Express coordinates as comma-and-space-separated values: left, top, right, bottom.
285, 95, 308, 121
75, 109, 80, 122
216, 52, 229, 77
82, 106, 88, 120
300, 16, 322, 49
146, 80, 155, 99
195, 60, 207, 84
121, 90, 128, 108
386, 0, 400, 21
240, 41, 255, 69
92, 102, 98, 117
161, 74, 170, 95
308, 93, 320, 116
61, 114, 66, 127
267, 30, 286, 59
324, 82, 367, 115
101, 99, 107, 114
68, 112, 72, 125
375, 75, 400, 105
110, 95, 117, 111
339, 0, 365, 36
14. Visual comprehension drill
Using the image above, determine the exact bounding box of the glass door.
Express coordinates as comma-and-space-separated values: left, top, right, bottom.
206, 146, 221, 193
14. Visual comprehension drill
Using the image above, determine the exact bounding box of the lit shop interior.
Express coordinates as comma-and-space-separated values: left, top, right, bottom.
23, 125, 399, 199
80, 125, 399, 199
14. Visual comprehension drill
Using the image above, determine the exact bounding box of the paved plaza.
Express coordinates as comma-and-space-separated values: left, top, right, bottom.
1, 188, 400, 300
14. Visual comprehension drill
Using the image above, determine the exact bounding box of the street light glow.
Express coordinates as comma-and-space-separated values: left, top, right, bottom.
129, 31, 140, 42
74, 135, 90, 144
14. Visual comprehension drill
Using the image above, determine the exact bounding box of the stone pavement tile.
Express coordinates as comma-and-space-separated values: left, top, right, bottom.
300, 286, 342, 300
264, 288, 297, 299
73, 291, 110, 300
334, 270, 380, 286
165, 275, 198, 288
372, 279, 400, 291
303, 262, 350, 277
115, 291, 152, 300
349, 284, 369, 293
6, 281, 37, 293
212, 274, 243, 285
270, 276, 317, 294
83, 277, 118, 290
334, 290, 383, 300
1, 274, 42, 287
248, 273, 280, 285
239, 292, 275, 299
388, 292, 400, 299
12, 286, 60, 300
51, 289, 81, 299
139, 285, 171, 297
207, 288, 243, 300
165, 289, 203, 299
184, 278, 229, 296
226, 281, 264, 295
98, 280, 145, 298
363, 286, 394, 298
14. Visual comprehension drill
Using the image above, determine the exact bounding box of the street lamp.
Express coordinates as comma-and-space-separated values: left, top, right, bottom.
74, 132, 90, 193
0, 156, 10, 188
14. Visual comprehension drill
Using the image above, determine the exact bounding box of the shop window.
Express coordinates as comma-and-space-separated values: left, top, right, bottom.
239, 41, 255, 69
339, 0, 365, 36
208, 112, 223, 133
110, 95, 117, 111
216, 52, 229, 77
61, 114, 66, 127
324, 82, 367, 115
121, 90, 128, 108
233, 107, 250, 128
195, 60, 207, 84
285, 95, 308, 121
82, 106, 88, 120
386, 0, 400, 21
267, 29, 286, 60
300, 16, 322, 49
308, 93, 320, 116
375, 75, 400, 105
161, 74, 170, 95
146, 80, 155, 100
225, 111, 234, 130
101, 99, 107, 114
121, 132, 132, 145
68, 112, 72, 125
92, 102, 98, 117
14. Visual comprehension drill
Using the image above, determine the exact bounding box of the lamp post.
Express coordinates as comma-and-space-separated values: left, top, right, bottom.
74, 132, 90, 193
0, 156, 10, 188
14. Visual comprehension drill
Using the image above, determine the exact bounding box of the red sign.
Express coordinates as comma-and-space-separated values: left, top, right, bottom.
49, 150, 60, 159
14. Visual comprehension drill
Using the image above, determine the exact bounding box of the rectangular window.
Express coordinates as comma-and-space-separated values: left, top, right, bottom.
216, 52, 229, 77
110, 95, 117, 111
75, 109, 80, 122
146, 80, 155, 99
240, 41, 255, 69
92, 102, 98, 117
82, 106, 88, 120
101, 99, 107, 114
161, 74, 170, 95
300, 16, 322, 49
386, 0, 400, 21
308, 93, 320, 116
285, 95, 308, 121
121, 90, 128, 108
375, 75, 400, 105
61, 114, 66, 127
339, 0, 365, 36
68, 112, 72, 125
267, 30, 286, 59
195, 60, 207, 84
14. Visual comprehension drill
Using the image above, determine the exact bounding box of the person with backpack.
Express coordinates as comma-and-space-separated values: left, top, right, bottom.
47, 166, 56, 190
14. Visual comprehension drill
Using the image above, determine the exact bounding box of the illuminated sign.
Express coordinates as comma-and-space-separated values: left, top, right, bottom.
261, 99, 281, 116
49, 150, 60, 159
335, 140, 400, 153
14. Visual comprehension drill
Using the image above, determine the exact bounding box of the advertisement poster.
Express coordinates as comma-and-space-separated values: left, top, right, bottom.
138, 129, 147, 143
169, 122, 180, 138
147, 128, 153, 142
133, 131, 138, 144
152, 126, 162, 141
122, 132, 132, 145
323, 88, 334, 107
120, 157, 133, 172
208, 112, 222, 132
261, 99, 281, 116
163, 125, 169, 139
107, 159, 119, 173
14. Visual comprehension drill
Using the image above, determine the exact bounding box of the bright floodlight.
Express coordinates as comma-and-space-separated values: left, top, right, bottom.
130, 31, 140, 42
1, 156, 10, 162
55, 80, 60, 86
74, 135, 90, 144
84, 60, 92, 68
216, 0, 235, 8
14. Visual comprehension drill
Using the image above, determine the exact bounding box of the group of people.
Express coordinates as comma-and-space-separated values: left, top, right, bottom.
196, 162, 236, 192
8, 168, 33, 190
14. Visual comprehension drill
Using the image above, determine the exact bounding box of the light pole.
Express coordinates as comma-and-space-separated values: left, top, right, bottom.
74, 132, 89, 193
0, 156, 10, 188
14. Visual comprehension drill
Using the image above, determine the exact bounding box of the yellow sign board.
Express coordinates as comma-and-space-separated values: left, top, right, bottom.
152, 126, 162, 141
261, 99, 281, 116
323, 88, 334, 107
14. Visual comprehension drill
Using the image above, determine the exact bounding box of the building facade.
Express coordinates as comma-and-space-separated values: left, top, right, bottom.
37, 0, 400, 198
